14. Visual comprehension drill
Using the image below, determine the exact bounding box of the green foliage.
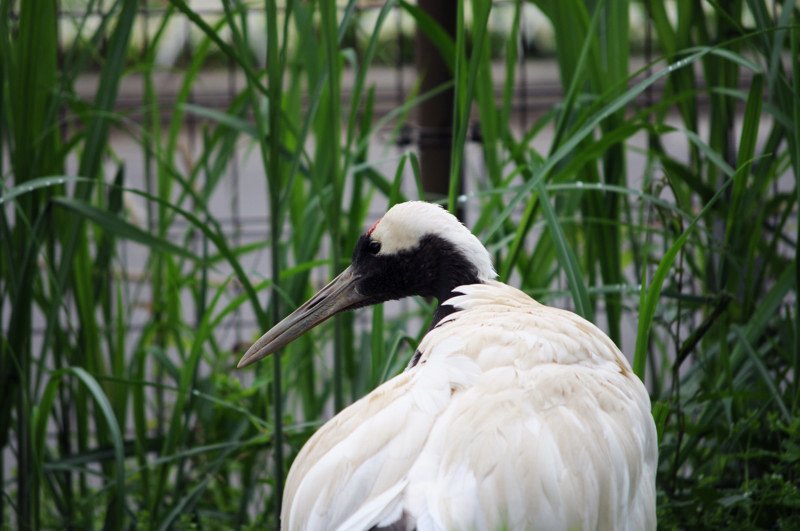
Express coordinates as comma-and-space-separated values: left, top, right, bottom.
659, 413, 800, 528
1, 0, 798, 528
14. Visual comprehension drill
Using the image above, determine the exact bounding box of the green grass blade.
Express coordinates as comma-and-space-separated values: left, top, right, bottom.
398, 0, 455, 69
35, 368, 127, 529
51, 197, 200, 261
732, 327, 791, 422
485, 48, 712, 245
535, 180, 593, 320
76, 0, 138, 187
633, 175, 735, 379
448, 0, 491, 212
167, 0, 267, 95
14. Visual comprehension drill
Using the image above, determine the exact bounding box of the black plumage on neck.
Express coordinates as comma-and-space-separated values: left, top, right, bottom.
348, 233, 483, 324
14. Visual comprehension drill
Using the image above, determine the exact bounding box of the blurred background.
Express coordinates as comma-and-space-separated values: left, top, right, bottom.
2, 0, 799, 528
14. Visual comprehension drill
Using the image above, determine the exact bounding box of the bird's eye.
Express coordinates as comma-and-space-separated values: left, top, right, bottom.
368, 240, 381, 255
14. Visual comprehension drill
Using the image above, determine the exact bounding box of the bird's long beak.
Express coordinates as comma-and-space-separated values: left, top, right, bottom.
238, 266, 366, 368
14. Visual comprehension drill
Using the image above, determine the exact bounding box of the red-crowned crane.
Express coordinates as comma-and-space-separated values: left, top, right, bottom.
238, 201, 657, 531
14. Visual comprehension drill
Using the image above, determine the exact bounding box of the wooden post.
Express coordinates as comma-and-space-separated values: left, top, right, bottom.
415, 0, 459, 205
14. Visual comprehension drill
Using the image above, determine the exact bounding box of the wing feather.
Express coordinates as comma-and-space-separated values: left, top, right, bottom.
283, 355, 481, 530
405, 364, 655, 530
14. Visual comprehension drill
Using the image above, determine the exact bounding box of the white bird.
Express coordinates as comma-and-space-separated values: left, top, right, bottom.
239, 201, 657, 531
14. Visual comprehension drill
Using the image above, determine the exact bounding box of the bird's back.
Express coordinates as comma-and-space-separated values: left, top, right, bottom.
282, 281, 657, 530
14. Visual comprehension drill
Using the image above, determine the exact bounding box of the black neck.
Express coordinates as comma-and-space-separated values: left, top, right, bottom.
350, 233, 485, 322
430, 300, 462, 329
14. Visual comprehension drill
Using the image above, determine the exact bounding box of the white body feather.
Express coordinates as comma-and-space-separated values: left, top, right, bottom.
282, 281, 657, 531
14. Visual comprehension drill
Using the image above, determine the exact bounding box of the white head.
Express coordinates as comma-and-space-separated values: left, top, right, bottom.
369, 201, 496, 281
238, 201, 495, 367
